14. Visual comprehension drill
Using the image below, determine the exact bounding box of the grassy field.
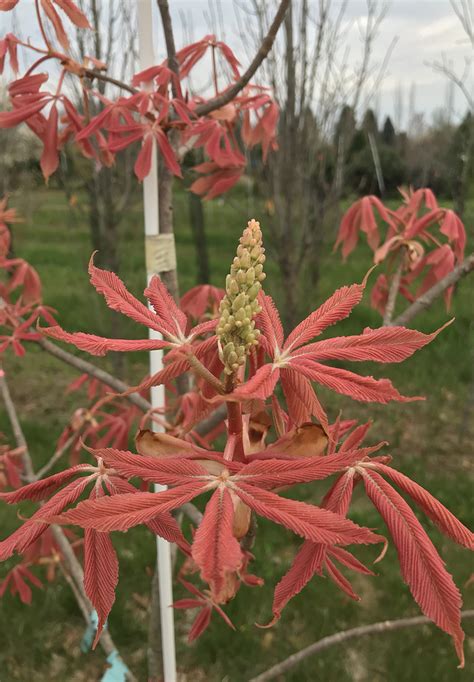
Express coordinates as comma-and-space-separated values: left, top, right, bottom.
0, 187, 473, 681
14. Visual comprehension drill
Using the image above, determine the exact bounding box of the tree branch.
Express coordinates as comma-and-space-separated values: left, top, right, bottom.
0, 372, 35, 481
391, 252, 474, 327
194, 0, 290, 117
35, 330, 227, 436
249, 610, 474, 682
35, 334, 152, 413
83, 68, 136, 95
157, 0, 181, 99
31, 432, 78, 481
383, 254, 404, 325
181, 502, 204, 526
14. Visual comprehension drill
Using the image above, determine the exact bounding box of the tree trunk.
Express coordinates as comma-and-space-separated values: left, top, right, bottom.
189, 190, 210, 283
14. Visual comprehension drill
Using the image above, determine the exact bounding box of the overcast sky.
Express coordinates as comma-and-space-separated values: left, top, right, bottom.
1, 0, 472, 130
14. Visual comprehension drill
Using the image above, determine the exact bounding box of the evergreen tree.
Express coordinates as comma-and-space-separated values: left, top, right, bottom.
382, 116, 396, 146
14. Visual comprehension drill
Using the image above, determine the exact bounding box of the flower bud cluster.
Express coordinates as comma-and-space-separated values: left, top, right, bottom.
217, 219, 266, 375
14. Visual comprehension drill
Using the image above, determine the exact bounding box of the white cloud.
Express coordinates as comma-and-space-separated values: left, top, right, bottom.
418, 15, 460, 39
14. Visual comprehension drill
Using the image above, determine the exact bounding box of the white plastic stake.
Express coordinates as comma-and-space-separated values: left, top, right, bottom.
137, 2, 177, 680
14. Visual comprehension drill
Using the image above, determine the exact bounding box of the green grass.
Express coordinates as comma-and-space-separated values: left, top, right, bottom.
0, 188, 473, 681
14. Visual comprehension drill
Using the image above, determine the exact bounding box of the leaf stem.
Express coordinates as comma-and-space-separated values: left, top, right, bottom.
35, 0, 52, 51
187, 352, 225, 393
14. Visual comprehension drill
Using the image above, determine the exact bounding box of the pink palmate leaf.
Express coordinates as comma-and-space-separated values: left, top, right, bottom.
144, 275, 187, 337
0, 464, 93, 503
84, 527, 119, 647
0, 564, 43, 604
173, 578, 235, 642
268, 470, 358, 623
292, 360, 422, 404
335, 196, 393, 259
297, 322, 451, 363
232, 482, 383, 547
373, 464, 474, 551
51, 481, 208, 532
40, 325, 168, 356
88, 258, 169, 335
191, 487, 243, 601
0, 476, 91, 560
283, 281, 367, 352
361, 468, 465, 666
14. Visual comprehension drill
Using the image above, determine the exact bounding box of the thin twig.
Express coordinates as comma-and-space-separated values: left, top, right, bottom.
391, 252, 474, 327
83, 68, 136, 95
194, 0, 290, 117
37, 323, 226, 435
249, 610, 474, 682
0, 373, 34, 481
32, 432, 78, 481
157, 0, 181, 99
35, 334, 152, 413
383, 254, 404, 325
181, 502, 204, 526
193, 403, 227, 437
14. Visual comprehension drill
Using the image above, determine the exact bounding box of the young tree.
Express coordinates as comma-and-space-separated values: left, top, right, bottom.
0, 210, 472, 679
0, 3, 472, 680
242, 0, 397, 328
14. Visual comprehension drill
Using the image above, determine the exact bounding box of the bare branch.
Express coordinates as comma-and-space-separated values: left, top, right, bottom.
383, 252, 404, 325
0, 373, 34, 481
391, 252, 474, 327
82, 67, 137, 95
32, 432, 78, 481
157, 0, 180, 97
450, 0, 474, 45
249, 610, 474, 682
194, 0, 290, 116
430, 57, 473, 109
181, 502, 204, 525
35, 334, 152, 413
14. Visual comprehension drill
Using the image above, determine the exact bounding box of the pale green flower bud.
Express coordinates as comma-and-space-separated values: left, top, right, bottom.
246, 267, 255, 285
247, 282, 261, 301
227, 351, 238, 365
240, 252, 251, 269
232, 293, 247, 312
216, 219, 266, 374
235, 308, 247, 323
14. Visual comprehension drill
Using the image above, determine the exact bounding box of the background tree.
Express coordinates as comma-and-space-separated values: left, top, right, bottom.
242, 0, 397, 328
